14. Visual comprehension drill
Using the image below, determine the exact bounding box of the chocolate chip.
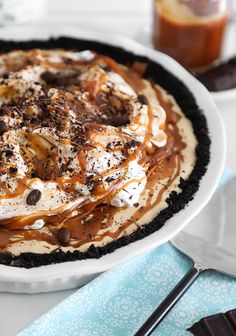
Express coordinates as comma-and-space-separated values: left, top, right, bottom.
9, 167, 17, 174
0, 120, 7, 136
31, 171, 38, 178
5, 150, 13, 157
137, 94, 149, 105
26, 189, 42, 205
41, 71, 58, 84
57, 227, 71, 245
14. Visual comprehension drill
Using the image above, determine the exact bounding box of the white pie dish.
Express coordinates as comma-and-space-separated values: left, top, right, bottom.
211, 88, 236, 104
0, 25, 226, 293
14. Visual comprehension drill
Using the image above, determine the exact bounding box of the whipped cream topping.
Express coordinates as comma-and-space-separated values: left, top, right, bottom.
0, 49, 167, 230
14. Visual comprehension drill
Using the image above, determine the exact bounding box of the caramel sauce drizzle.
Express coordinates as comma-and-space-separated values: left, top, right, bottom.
0, 54, 187, 250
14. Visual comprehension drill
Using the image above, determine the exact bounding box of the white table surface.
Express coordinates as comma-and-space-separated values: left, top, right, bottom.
0, 1, 236, 335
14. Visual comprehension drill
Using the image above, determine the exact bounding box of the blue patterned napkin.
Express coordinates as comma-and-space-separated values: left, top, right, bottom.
19, 171, 236, 336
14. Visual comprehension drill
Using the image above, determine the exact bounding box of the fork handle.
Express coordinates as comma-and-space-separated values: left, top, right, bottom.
134, 263, 205, 336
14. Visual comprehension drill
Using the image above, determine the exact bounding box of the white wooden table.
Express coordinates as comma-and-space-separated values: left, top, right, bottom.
0, 1, 235, 335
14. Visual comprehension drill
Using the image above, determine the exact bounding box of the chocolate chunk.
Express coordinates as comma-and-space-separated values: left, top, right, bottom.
5, 150, 13, 157
196, 57, 236, 92
124, 139, 140, 149
105, 176, 116, 183
41, 71, 58, 84
31, 171, 38, 178
187, 309, 236, 335
26, 189, 42, 206
110, 115, 130, 127
0, 120, 7, 136
9, 167, 17, 174
32, 157, 62, 180
57, 228, 71, 245
137, 94, 149, 105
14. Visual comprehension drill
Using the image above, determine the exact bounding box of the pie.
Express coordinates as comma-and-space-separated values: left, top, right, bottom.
0, 38, 210, 267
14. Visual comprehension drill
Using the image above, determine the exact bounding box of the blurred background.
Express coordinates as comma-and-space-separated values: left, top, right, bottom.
0, 0, 151, 42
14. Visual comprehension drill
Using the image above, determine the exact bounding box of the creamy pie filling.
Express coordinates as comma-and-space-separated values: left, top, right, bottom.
0, 49, 196, 254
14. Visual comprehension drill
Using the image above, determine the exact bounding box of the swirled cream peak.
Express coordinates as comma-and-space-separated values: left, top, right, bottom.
0, 49, 167, 229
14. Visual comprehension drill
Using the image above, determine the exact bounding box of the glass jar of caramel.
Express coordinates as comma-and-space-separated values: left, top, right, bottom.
153, 0, 228, 70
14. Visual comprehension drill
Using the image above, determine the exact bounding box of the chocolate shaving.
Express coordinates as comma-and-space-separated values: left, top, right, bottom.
0, 120, 7, 136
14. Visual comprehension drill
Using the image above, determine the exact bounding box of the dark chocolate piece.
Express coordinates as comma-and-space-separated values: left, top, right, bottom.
196, 57, 236, 92
187, 309, 236, 336
227, 310, 236, 328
